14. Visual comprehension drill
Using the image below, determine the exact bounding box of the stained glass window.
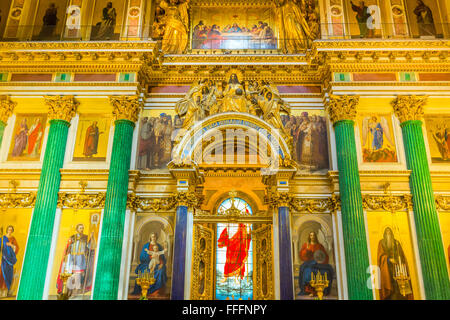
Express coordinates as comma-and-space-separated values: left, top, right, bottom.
215, 198, 253, 300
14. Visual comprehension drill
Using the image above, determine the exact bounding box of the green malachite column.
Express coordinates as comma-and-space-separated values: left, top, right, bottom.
326, 95, 372, 300
0, 96, 16, 147
393, 96, 450, 300
17, 96, 78, 300
93, 96, 140, 300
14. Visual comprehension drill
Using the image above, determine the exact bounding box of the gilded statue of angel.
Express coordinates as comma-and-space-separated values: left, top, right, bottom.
159, 0, 190, 54
256, 90, 291, 140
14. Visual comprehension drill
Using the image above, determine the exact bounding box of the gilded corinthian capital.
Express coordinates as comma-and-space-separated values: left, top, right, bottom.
392, 95, 427, 123
45, 95, 79, 122
110, 95, 141, 122
325, 94, 359, 124
0, 96, 16, 124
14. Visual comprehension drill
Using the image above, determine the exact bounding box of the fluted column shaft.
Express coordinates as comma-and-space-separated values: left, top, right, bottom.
0, 121, 6, 147
327, 95, 372, 300
400, 120, 450, 299
92, 120, 134, 299
18, 96, 77, 300
93, 96, 140, 300
171, 204, 188, 300
278, 206, 294, 300
393, 95, 450, 299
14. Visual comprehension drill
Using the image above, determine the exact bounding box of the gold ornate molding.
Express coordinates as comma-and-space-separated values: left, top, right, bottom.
362, 194, 412, 212
57, 192, 106, 209
290, 195, 340, 214
110, 96, 141, 122
325, 94, 359, 124
45, 95, 79, 122
392, 95, 428, 123
127, 193, 177, 212
0, 96, 16, 124
0, 192, 36, 209
435, 195, 450, 211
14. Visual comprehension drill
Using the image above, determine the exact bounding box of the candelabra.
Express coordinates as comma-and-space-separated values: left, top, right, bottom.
57, 272, 72, 300
394, 262, 410, 297
310, 271, 329, 300
136, 270, 156, 300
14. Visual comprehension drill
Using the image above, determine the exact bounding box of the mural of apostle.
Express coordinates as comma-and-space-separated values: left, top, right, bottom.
377, 227, 414, 300
132, 232, 168, 298
414, 0, 436, 37
298, 231, 334, 297
39, 3, 59, 39
83, 121, 103, 157
56, 224, 96, 298
93, 1, 117, 40
350, 1, 373, 38
27, 118, 43, 157
11, 119, 28, 157
0, 226, 19, 298
65, 5, 81, 38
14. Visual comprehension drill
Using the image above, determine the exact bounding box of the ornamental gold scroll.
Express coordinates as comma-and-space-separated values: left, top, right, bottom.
174, 73, 292, 142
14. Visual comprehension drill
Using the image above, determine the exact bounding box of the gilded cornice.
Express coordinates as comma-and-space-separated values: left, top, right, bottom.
0, 192, 36, 209
57, 192, 106, 209
127, 193, 177, 212
45, 95, 79, 122
127, 191, 203, 211
0, 41, 158, 51
110, 95, 141, 122
392, 95, 427, 123
325, 94, 359, 124
191, 0, 272, 7
314, 39, 450, 50
362, 193, 412, 212
0, 96, 16, 123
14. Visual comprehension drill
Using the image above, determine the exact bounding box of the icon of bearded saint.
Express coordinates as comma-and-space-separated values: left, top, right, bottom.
377, 227, 414, 300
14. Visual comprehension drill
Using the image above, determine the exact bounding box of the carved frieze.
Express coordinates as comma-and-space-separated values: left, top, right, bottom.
362, 194, 412, 212
0, 192, 36, 209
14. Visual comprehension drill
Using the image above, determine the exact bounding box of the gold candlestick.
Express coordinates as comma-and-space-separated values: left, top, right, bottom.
309, 271, 329, 300
57, 272, 73, 300
394, 264, 410, 297
136, 271, 156, 300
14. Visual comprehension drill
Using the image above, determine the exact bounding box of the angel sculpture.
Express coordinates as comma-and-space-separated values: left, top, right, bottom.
362, 116, 396, 162
256, 90, 292, 143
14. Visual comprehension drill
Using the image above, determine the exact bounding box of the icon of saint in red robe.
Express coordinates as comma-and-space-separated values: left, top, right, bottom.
217, 223, 251, 282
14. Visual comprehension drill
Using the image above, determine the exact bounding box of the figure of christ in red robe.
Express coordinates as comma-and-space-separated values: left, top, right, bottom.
217, 223, 251, 282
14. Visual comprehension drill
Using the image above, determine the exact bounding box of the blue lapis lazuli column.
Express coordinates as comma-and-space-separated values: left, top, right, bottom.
171, 205, 188, 300
278, 206, 294, 300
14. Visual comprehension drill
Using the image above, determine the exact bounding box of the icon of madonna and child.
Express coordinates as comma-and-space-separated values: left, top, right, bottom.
131, 232, 169, 299
192, 20, 276, 50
